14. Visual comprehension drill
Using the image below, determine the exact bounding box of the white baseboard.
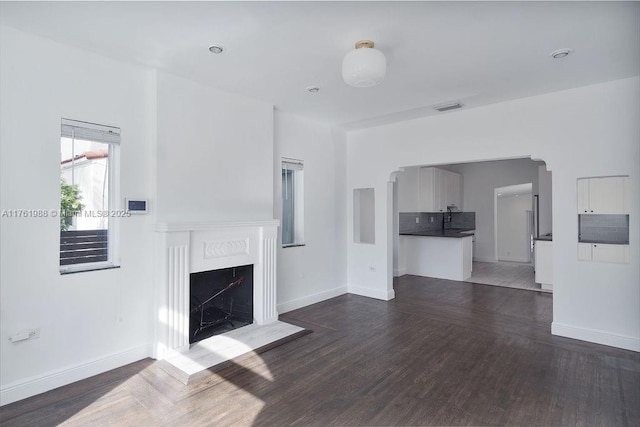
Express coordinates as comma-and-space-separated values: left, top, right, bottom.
497, 256, 530, 263
277, 286, 348, 314
394, 268, 407, 277
387, 288, 396, 300
0, 343, 152, 406
473, 256, 497, 263
552, 322, 640, 352
348, 285, 395, 301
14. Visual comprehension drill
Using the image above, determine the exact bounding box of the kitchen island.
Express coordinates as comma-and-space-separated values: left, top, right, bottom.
399, 229, 473, 281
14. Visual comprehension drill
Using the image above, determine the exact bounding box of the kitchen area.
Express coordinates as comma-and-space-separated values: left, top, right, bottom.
394, 159, 554, 292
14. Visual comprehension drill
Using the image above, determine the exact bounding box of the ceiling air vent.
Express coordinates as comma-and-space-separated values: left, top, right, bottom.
434, 102, 464, 112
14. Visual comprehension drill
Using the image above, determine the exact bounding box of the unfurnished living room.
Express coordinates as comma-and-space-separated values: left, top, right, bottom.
0, 1, 638, 426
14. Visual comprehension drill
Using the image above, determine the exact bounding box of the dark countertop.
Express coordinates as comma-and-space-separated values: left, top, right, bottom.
400, 228, 475, 238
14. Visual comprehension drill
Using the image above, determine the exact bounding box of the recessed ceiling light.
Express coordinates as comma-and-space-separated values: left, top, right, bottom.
549, 48, 573, 59
306, 86, 320, 93
208, 45, 224, 54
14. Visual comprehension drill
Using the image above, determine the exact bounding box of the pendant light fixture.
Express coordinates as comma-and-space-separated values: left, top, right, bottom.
342, 40, 386, 88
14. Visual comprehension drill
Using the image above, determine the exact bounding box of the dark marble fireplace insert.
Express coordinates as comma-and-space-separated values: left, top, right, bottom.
189, 264, 253, 344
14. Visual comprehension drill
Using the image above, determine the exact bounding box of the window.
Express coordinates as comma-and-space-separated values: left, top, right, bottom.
282, 158, 304, 247
60, 119, 120, 273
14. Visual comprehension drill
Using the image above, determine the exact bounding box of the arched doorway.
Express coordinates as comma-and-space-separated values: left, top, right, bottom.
390, 157, 552, 294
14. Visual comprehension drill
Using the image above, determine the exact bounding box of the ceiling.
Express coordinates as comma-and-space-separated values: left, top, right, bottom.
496, 183, 533, 198
1, 1, 638, 129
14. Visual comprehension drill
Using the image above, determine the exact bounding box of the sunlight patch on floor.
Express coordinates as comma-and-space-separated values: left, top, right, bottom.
163, 321, 304, 380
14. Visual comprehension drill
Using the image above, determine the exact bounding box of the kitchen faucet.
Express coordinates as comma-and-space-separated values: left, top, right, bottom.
444, 205, 458, 229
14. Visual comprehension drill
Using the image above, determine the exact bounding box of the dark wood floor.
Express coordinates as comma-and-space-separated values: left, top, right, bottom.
2, 275, 639, 426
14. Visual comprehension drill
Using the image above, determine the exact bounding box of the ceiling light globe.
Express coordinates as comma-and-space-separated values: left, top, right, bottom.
342, 46, 386, 88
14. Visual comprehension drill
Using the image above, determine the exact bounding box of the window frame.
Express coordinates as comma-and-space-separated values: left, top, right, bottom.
281, 158, 305, 248
59, 118, 121, 274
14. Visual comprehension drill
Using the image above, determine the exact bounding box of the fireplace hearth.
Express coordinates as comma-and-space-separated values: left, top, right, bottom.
155, 221, 307, 377
189, 265, 253, 343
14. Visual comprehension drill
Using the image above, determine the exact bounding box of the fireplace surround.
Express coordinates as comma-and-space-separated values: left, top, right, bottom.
153, 220, 279, 360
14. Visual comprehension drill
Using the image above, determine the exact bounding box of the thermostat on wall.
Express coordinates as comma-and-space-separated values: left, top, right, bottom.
125, 198, 148, 214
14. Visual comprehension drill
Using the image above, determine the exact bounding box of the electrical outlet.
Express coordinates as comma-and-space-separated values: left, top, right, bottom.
415, 217, 419, 223
9, 328, 40, 343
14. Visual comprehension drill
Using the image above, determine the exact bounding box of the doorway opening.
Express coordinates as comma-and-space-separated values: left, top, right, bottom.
392, 157, 552, 294
495, 183, 533, 263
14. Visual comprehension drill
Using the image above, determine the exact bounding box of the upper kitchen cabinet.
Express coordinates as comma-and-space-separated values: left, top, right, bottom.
577, 176, 629, 214
419, 167, 462, 212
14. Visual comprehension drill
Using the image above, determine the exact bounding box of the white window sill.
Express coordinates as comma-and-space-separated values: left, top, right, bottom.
60, 263, 120, 275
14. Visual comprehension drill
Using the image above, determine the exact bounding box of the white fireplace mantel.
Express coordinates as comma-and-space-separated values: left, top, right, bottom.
153, 220, 279, 360
154, 220, 280, 233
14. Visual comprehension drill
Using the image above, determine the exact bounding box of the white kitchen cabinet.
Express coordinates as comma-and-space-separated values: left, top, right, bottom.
419, 167, 462, 212
577, 176, 629, 214
577, 179, 590, 214
446, 171, 461, 210
419, 167, 436, 211
577, 243, 592, 261
593, 244, 629, 263
578, 242, 629, 264
535, 241, 553, 291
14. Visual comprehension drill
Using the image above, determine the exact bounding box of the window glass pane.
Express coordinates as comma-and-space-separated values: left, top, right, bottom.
282, 159, 304, 247
282, 169, 295, 245
60, 136, 110, 266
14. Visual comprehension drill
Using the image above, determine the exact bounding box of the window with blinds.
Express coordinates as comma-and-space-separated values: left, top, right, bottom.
60, 118, 120, 273
282, 159, 304, 247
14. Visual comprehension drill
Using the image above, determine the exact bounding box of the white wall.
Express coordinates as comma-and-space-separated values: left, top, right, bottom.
346, 77, 640, 351
449, 159, 541, 262
273, 112, 347, 313
156, 72, 274, 222
497, 194, 532, 262
396, 167, 421, 212
0, 26, 155, 404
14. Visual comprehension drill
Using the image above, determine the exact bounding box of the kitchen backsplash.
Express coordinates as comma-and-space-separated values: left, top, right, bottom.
399, 212, 476, 233
450, 212, 476, 230
579, 214, 629, 244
